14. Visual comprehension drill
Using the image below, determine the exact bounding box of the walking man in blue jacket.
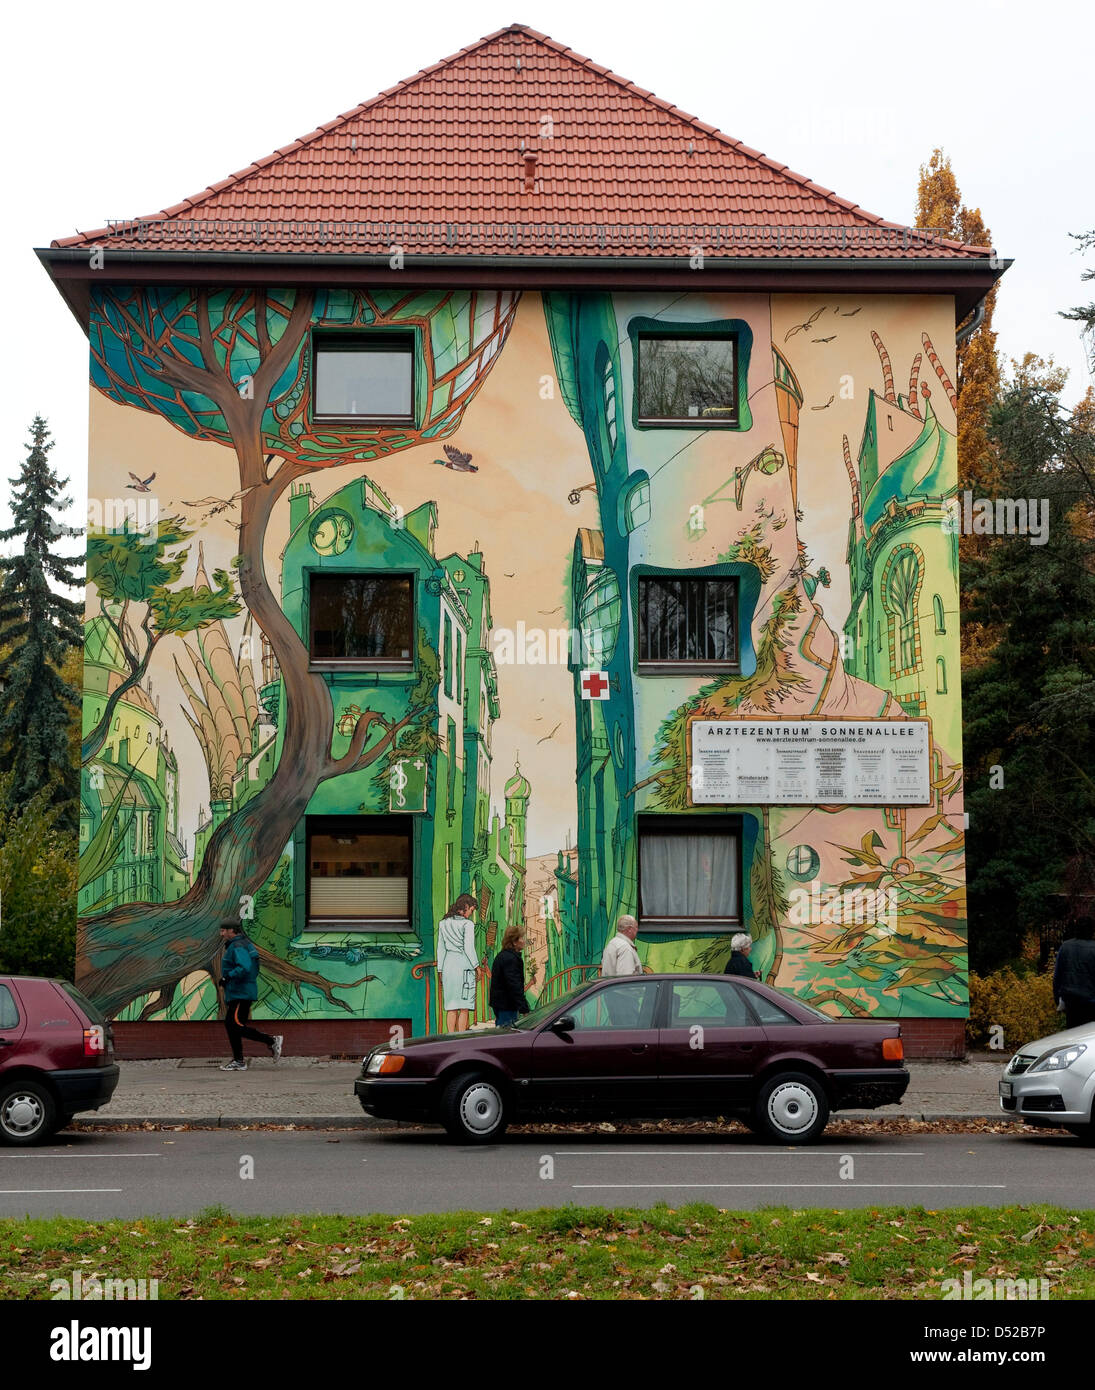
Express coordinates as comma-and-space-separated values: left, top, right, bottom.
218, 922, 283, 1071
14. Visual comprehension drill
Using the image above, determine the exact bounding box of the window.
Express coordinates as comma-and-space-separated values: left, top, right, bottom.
622, 474, 651, 532
313, 333, 414, 422
668, 980, 752, 1027
638, 816, 741, 929
443, 614, 453, 698
306, 817, 411, 929
638, 576, 738, 668
747, 992, 799, 1025
886, 547, 921, 673
936, 656, 947, 694
933, 594, 946, 634
0, 984, 19, 1031
785, 844, 820, 882
570, 981, 658, 1030
309, 573, 413, 666
637, 333, 738, 426
603, 356, 618, 452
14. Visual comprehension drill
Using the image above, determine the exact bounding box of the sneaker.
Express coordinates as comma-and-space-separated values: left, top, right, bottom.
219, 1059, 247, 1071
271, 1035, 283, 1063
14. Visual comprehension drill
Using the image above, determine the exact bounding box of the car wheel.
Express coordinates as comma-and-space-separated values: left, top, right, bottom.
0, 1081, 57, 1146
440, 1072, 508, 1144
755, 1071, 830, 1145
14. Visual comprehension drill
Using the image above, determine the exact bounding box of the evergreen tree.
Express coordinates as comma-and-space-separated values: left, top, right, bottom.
0, 417, 83, 825
1061, 229, 1095, 375
963, 361, 1095, 966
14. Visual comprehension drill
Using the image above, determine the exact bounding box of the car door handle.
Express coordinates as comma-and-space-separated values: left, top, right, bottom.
0, 1039, 14, 1047
629, 1044, 649, 1054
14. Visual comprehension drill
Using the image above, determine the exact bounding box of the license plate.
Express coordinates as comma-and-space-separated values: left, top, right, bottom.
999, 1081, 1013, 1098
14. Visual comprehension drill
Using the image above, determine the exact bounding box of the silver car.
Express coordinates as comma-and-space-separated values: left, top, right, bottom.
999, 1020, 1095, 1140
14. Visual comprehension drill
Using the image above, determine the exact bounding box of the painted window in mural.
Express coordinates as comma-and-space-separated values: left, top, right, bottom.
636, 333, 738, 425
313, 332, 415, 422
309, 574, 413, 665
622, 474, 651, 532
306, 817, 411, 928
579, 569, 621, 667
887, 548, 921, 673
603, 356, 618, 452
785, 844, 821, 881
637, 816, 741, 929
638, 576, 738, 667
933, 593, 946, 634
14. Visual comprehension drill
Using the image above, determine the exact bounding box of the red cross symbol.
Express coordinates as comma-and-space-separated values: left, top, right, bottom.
581, 669, 610, 700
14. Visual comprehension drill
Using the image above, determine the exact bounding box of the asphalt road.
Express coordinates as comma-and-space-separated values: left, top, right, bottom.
0, 1127, 1092, 1217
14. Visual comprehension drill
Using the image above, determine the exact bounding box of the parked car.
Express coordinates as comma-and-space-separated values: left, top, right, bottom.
0, 976, 119, 1145
999, 1020, 1095, 1142
355, 973, 909, 1144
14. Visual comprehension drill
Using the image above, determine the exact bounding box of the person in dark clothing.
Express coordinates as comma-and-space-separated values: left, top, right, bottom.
1053, 917, 1095, 1031
490, 925, 534, 1027
725, 932, 759, 979
219, 922, 283, 1071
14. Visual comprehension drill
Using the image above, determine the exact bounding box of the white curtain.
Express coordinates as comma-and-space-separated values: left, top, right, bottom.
641, 833, 739, 918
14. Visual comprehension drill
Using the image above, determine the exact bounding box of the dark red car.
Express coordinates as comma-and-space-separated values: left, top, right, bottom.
0, 976, 119, 1145
356, 974, 909, 1144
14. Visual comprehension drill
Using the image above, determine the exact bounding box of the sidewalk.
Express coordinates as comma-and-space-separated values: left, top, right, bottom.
75, 1053, 1011, 1128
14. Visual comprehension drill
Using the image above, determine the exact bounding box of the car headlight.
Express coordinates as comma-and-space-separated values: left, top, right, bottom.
1030, 1043, 1087, 1073
366, 1051, 405, 1075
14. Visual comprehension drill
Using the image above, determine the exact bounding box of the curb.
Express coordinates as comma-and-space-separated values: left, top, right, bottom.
72, 1110, 1011, 1130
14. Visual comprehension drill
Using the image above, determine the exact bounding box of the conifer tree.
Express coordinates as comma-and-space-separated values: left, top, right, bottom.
0, 417, 83, 824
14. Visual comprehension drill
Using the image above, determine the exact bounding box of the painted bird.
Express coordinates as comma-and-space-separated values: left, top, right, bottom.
127, 471, 156, 492
433, 444, 477, 472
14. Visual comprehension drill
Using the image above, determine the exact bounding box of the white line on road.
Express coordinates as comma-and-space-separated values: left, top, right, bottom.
572, 1183, 1006, 1190
0, 1189, 125, 1194
554, 1150, 926, 1157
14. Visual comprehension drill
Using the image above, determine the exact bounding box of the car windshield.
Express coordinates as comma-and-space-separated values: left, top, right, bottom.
512, 980, 598, 1030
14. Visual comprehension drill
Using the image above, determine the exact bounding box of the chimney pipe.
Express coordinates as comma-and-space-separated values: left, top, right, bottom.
523, 153, 537, 191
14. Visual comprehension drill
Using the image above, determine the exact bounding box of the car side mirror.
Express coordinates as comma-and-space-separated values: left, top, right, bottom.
551, 1014, 575, 1034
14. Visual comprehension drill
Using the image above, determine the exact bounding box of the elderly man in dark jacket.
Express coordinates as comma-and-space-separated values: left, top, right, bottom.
1053, 918, 1095, 1031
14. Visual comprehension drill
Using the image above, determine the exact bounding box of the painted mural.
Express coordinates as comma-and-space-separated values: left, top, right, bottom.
79, 287, 966, 1032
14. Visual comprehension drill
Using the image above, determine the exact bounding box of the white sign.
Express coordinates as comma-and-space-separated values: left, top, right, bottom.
690, 719, 931, 805
580, 669, 610, 700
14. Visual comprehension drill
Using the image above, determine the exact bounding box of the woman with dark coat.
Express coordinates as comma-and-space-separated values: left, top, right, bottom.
490, 925, 533, 1027
725, 932, 759, 979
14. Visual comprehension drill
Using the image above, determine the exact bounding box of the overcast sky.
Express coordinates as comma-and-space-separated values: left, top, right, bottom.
2, 0, 1091, 539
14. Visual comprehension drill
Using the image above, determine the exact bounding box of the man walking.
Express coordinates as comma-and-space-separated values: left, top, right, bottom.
1053, 917, 1095, 1030
219, 921, 283, 1071
600, 915, 643, 977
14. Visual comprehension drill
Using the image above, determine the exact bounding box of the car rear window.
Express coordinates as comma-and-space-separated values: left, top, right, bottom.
747, 992, 802, 1025
56, 981, 107, 1025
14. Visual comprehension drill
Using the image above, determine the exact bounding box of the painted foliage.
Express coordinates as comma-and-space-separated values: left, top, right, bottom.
80, 286, 965, 1030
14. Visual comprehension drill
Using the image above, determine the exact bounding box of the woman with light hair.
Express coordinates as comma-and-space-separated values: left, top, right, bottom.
724, 932, 758, 979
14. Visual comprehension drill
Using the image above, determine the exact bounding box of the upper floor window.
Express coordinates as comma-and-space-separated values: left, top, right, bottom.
638, 575, 738, 669
309, 573, 413, 667
313, 332, 415, 423
636, 333, 738, 426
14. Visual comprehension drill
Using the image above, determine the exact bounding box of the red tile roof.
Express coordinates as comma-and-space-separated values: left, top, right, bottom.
53, 25, 992, 261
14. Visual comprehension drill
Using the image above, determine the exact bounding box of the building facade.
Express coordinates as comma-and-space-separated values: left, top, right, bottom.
42, 25, 1004, 1055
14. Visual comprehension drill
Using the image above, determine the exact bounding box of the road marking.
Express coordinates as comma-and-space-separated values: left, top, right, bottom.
572, 1182, 1006, 1190
0, 1153, 163, 1159
554, 1150, 925, 1157
0, 1188, 125, 1194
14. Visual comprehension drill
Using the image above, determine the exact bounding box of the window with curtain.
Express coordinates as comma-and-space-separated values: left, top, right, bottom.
638, 818, 741, 928
307, 817, 411, 928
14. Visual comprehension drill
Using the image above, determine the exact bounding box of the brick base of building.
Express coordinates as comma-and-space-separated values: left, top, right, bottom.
111, 1020, 409, 1060
896, 1018, 966, 1059
113, 1015, 967, 1061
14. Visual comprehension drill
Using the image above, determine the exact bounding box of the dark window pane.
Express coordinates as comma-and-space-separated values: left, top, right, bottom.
747, 993, 799, 1026
638, 335, 738, 423
314, 338, 413, 418
310, 575, 413, 663
669, 981, 752, 1026
308, 822, 410, 922
638, 577, 737, 664
639, 829, 740, 920
0, 985, 19, 1031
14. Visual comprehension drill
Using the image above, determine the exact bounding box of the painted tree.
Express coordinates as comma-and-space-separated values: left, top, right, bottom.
0, 418, 83, 826
80, 287, 518, 1014
83, 517, 240, 764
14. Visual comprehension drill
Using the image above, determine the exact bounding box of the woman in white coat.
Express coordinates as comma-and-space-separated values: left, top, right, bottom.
436, 893, 479, 1032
